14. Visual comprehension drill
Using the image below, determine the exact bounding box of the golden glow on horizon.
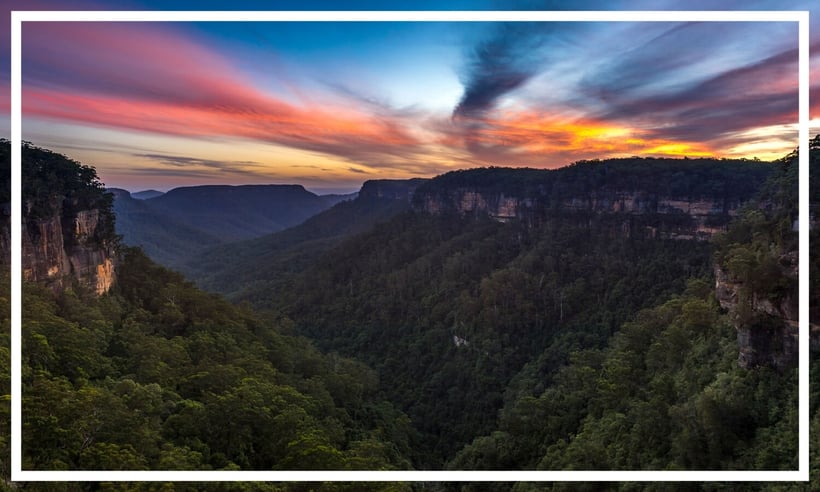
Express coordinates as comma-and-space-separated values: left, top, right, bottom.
26, 112, 807, 193
463, 111, 724, 162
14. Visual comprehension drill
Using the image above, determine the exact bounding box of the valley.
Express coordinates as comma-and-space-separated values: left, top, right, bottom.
3, 138, 817, 483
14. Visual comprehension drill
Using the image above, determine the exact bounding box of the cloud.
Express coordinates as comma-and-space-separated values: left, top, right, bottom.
17, 6, 820, 183
132, 153, 263, 169
453, 23, 544, 119
21, 21, 431, 170
587, 43, 817, 145
129, 152, 271, 179
440, 110, 720, 167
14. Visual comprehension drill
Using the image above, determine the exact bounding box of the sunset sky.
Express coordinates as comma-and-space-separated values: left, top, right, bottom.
4, 0, 820, 194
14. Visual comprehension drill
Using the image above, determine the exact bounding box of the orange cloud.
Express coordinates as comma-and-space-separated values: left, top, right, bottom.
450, 110, 718, 166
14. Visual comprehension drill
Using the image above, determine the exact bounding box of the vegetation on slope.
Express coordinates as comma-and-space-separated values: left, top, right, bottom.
20, 248, 416, 475
250, 152, 806, 473
0, 140, 117, 246
415, 157, 773, 204
1, 140, 817, 490
446, 140, 815, 480
183, 194, 411, 302
275, 209, 714, 464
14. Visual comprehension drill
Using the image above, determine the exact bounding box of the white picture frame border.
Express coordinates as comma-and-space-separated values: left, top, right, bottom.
9, 9, 811, 483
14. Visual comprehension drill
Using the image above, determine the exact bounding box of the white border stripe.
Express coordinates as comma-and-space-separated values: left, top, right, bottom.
10, 10, 810, 483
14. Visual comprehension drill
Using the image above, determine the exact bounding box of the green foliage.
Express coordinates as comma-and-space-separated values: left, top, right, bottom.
183, 194, 411, 302
269, 208, 714, 465
4, 139, 816, 485
19, 248, 416, 471
414, 157, 773, 206
15, 141, 115, 240
0, 139, 118, 250
450, 281, 798, 472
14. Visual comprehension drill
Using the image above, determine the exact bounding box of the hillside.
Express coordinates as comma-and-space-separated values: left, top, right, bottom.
112, 183, 350, 271
0, 141, 118, 294
449, 142, 812, 475
131, 189, 164, 200
4, 143, 418, 480
183, 179, 424, 301
222, 157, 781, 465
3, 140, 817, 482
111, 188, 224, 269
146, 184, 333, 240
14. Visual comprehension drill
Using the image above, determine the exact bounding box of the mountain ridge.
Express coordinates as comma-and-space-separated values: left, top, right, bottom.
112, 182, 350, 271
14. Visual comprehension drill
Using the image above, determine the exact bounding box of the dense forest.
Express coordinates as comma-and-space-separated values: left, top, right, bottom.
242, 154, 792, 469
1, 138, 818, 489
21, 249, 418, 474
2, 144, 416, 490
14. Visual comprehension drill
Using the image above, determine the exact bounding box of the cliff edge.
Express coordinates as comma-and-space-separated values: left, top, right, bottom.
1, 140, 117, 294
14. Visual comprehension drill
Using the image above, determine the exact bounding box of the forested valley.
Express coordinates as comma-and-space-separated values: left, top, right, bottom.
1, 138, 818, 490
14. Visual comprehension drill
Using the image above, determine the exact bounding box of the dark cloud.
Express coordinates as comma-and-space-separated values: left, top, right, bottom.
452, 0, 607, 120
453, 22, 544, 119
581, 40, 819, 143
131, 153, 268, 178
133, 153, 262, 169
347, 167, 368, 174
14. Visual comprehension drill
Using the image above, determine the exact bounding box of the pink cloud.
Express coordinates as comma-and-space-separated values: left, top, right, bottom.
21, 21, 426, 165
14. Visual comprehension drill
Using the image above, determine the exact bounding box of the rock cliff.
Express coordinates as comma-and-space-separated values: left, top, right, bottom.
710, 139, 819, 369
714, 258, 799, 369
2, 141, 118, 295
412, 160, 771, 240
22, 204, 116, 295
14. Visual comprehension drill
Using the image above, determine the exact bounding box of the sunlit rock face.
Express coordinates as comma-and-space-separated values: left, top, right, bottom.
20, 204, 116, 295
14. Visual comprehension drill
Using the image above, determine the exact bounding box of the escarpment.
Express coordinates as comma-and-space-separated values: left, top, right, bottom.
22, 202, 116, 295
1, 141, 117, 295
411, 159, 772, 240
714, 255, 799, 369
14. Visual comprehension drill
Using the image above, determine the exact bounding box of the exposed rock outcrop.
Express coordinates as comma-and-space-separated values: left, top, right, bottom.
22, 203, 116, 295
714, 259, 799, 369
1, 141, 119, 295
415, 188, 744, 240
411, 161, 769, 240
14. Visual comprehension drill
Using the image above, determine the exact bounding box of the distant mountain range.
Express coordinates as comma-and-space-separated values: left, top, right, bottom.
131, 189, 165, 200
109, 184, 355, 270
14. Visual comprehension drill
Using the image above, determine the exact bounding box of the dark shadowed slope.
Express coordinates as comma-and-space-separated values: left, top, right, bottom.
111, 183, 344, 271
110, 188, 223, 269
144, 184, 333, 241
182, 179, 424, 301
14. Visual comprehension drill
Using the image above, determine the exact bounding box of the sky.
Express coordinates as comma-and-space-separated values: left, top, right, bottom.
3, 0, 820, 194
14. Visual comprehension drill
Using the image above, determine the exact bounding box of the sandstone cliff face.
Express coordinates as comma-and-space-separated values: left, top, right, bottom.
714, 258, 799, 369
21, 204, 116, 295
414, 188, 742, 239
